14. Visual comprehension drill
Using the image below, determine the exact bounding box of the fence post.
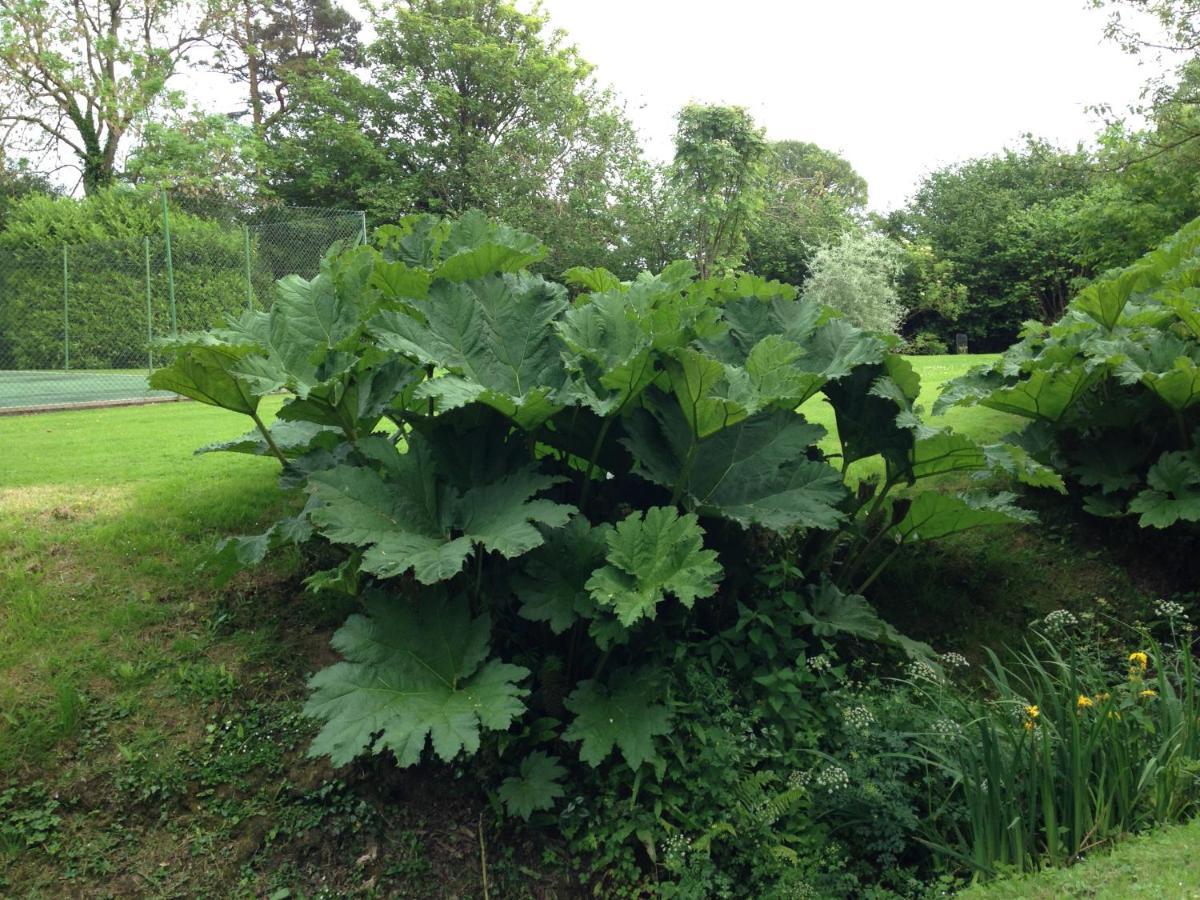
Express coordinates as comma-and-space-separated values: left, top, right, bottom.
243, 224, 254, 310
61, 244, 70, 370
359, 211, 368, 245
160, 189, 178, 336
144, 236, 154, 373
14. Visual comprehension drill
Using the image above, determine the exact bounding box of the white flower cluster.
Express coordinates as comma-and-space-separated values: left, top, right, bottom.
662, 832, 692, 864
842, 704, 876, 733
932, 718, 963, 740
1043, 609, 1079, 630
941, 651, 969, 670
806, 653, 832, 673
1154, 599, 1189, 621
788, 769, 810, 788
906, 659, 940, 682
1011, 698, 1034, 724
814, 765, 851, 794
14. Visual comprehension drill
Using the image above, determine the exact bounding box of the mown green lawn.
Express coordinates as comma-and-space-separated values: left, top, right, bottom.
0, 397, 287, 770
0, 353, 1190, 896
960, 817, 1200, 898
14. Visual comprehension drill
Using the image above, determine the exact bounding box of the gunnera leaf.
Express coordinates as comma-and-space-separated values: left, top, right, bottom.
584, 507, 722, 626
497, 752, 567, 820
304, 591, 529, 767
306, 439, 574, 584
891, 491, 1035, 542
563, 669, 673, 770
1128, 451, 1200, 528
371, 274, 568, 428
149, 344, 261, 415
622, 401, 846, 532
513, 515, 610, 634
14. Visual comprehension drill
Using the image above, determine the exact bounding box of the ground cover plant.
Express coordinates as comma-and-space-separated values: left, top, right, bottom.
939, 216, 1200, 530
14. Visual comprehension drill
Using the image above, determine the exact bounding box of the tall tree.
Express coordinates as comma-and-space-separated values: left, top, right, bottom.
212, 0, 359, 129
263, 0, 664, 274
670, 104, 768, 278
904, 138, 1096, 348
745, 140, 867, 286
370, 0, 593, 215
0, 0, 218, 194
261, 61, 407, 210
124, 109, 263, 207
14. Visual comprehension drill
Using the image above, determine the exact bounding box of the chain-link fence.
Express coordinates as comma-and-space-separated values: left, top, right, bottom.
0, 195, 365, 412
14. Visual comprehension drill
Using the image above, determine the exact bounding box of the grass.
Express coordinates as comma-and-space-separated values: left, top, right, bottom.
801, 353, 1017, 480
959, 816, 1200, 898
0, 398, 287, 770
0, 353, 1185, 895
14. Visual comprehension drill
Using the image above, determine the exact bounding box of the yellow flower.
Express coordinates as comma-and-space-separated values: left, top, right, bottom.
1140, 689, 1158, 699
1094, 692, 1111, 703
1077, 695, 1094, 709
1024, 719, 1035, 731
1129, 651, 1149, 671
1025, 705, 1039, 719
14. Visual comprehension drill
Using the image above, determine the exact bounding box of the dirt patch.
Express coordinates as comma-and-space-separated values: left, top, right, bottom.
0, 483, 134, 524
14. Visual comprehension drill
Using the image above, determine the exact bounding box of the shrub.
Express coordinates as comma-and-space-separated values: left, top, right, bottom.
905, 331, 949, 355
0, 188, 250, 369
938, 216, 1200, 529
802, 231, 906, 335
151, 211, 1050, 889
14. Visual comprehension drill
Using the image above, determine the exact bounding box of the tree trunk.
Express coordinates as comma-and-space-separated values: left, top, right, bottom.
244, 0, 264, 130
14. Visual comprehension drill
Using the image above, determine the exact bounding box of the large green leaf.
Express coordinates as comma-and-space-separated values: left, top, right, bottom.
743, 335, 827, 407
306, 440, 574, 583
905, 430, 987, 482
556, 291, 656, 415
513, 515, 610, 634
371, 274, 568, 428
149, 344, 260, 415
892, 491, 1035, 542
585, 507, 721, 626
229, 272, 361, 399
497, 752, 567, 820
622, 402, 846, 531
1128, 451, 1200, 528
563, 266, 624, 294
981, 443, 1067, 493
665, 347, 756, 439
1074, 269, 1139, 330
563, 669, 672, 769
798, 579, 935, 660
304, 592, 529, 767
196, 420, 340, 458
433, 211, 546, 281
978, 365, 1100, 422
823, 355, 919, 469
1116, 339, 1200, 411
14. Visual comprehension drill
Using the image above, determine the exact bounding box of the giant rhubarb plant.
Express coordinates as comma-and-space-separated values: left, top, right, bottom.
152, 211, 1042, 817
939, 216, 1200, 528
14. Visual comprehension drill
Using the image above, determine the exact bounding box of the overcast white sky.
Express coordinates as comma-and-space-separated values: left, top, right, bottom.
177, 0, 1169, 211
535, 0, 1164, 210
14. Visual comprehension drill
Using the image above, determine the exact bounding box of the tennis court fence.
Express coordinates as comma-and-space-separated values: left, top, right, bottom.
0, 193, 365, 412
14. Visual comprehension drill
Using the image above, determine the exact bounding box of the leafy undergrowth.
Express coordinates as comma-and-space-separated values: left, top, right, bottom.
1, 574, 570, 897
958, 817, 1200, 898
1, 360, 1194, 897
